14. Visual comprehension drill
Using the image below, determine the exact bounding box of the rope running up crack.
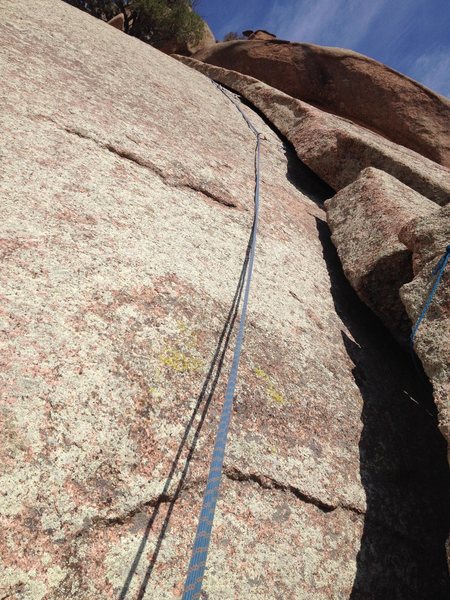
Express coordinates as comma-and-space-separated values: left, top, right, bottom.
181, 81, 262, 600
410, 244, 450, 347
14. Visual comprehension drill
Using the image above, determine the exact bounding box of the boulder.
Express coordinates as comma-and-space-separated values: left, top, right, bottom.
325, 168, 437, 344
107, 13, 124, 31
176, 57, 450, 206
243, 29, 277, 40
193, 41, 450, 168
186, 17, 216, 55
400, 207, 450, 453
0, 1, 448, 598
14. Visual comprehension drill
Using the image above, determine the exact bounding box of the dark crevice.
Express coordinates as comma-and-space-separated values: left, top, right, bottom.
73, 493, 173, 538
103, 142, 163, 173
316, 217, 449, 599
186, 183, 238, 207
223, 466, 355, 515
279, 134, 335, 204
223, 466, 440, 552
216, 84, 336, 205
93, 137, 238, 207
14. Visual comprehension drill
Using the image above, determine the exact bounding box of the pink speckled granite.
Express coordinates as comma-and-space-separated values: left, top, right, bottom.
400, 206, 450, 458
0, 2, 448, 599
325, 168, 437, 344
176, 56, 450, 206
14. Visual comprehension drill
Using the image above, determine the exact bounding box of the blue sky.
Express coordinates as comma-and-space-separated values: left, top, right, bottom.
196, 0, 450, 97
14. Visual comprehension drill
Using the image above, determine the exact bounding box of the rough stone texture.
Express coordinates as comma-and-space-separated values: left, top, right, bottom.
1, 2, 449, 599
186, 18, 216, 55
325, 168, 437, 344
176, 57, 450, 206
399, 207, 450, 456
193, 40, 450, 168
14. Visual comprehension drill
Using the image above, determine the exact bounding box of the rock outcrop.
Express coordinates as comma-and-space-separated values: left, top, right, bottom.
1, 2, 449, 599
325, 168, 437, 344
176, 57, 450, 206
399, 208, 450, 454
193, 40, 450, 168
243, 29, 277, 40
158, 17, 215, 56
188, 18, 215, 54
107, 13, 125, 31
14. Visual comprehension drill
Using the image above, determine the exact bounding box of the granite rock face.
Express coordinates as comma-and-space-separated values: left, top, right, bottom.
399, 208, 450, 453
193, 40, 450, 168
176, 57, 450, 206
325, 168, 437, 344
0, 2, 449, 599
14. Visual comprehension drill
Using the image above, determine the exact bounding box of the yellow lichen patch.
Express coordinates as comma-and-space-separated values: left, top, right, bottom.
158, 321, 204, 374
254, 366, 270, 381
176, 319, 189, 334
159, 347, 203, 373
176, 319, 198, 344
254, 367, 286, 405
268, 388, 285, 404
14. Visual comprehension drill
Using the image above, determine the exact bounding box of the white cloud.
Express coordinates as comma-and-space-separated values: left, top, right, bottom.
410, 48, 450, 97
266, 0, 388, 48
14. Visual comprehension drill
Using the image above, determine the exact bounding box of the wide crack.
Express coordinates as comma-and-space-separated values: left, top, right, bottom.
196, 81, 449, 596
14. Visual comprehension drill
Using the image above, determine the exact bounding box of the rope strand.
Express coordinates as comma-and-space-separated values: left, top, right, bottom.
181, 81, 262, 600
410, 244, 450, 346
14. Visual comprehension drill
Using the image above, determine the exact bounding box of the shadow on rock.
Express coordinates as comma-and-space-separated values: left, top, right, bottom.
283, 142, 335, 204
315, 216, 449, 599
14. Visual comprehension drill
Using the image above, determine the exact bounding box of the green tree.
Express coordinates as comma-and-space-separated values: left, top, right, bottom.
64, 0, 204, 49
127, 0, 204, 48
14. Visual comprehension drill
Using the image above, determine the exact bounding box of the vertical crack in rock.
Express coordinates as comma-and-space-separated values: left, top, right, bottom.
205, 85, 449, 596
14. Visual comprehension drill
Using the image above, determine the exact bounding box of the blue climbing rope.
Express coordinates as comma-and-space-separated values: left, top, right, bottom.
181, 82, 262, 600
410, 244, 450, 346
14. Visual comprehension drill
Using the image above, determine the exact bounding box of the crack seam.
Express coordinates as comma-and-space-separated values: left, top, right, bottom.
73, 492, 173, 539
223, 466, 436, 552
223, 465, 364, 515
29, 113, 238, 209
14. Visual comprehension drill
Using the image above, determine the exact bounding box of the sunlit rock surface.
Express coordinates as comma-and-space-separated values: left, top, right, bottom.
193, 39, 450, 168
0, 1, 448, 599
325, 168, 437, 345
